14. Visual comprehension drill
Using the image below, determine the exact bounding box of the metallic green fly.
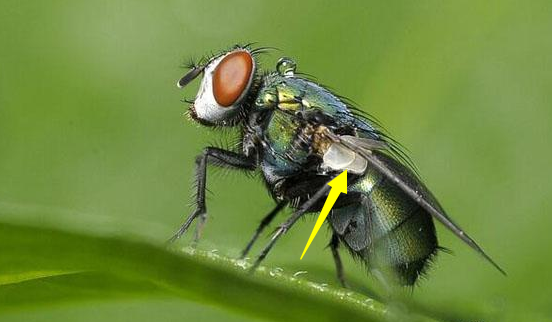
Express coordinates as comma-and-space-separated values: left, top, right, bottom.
171, 44, 505, 286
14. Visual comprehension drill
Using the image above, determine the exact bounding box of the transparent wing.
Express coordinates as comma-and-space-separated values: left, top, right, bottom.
325, 131, 506, 275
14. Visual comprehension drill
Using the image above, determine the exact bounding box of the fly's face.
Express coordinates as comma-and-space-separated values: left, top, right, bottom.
177, 48, 257, 126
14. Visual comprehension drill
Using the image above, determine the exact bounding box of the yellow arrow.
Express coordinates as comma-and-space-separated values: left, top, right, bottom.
300, 170, 348, 260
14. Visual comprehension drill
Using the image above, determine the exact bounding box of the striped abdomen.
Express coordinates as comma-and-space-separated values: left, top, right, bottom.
329, 152, 439, 285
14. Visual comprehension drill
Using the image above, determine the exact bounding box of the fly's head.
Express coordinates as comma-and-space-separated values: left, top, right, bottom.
177, 46, 260, 126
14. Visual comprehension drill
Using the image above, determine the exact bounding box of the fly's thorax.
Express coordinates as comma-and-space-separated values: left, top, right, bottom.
254, 74, 314, 113
310, 126, 333, 155
255, 85, 278, 110
264, 110, 309, 159
257, 109, 323, 190
253, 75, 375, 178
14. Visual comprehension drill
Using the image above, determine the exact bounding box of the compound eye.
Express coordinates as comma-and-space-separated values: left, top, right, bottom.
212, 51, 254, 107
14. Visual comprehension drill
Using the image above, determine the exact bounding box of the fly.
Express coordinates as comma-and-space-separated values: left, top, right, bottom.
171, 44, 505, 286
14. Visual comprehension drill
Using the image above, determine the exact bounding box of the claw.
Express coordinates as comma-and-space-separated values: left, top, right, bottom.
167, 208, 205, 244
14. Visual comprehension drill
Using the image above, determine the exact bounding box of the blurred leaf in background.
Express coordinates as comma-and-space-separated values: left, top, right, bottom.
0, 0, 551, 321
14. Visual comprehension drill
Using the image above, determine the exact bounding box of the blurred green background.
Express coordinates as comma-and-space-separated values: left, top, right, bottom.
1, 0, 551, 321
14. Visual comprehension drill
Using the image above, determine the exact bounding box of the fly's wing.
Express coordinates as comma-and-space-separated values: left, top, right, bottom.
323, 131, 506, 275
321, 135, 388, 174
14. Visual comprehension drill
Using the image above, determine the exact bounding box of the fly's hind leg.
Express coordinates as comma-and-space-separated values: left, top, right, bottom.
329, 233, 349, 288
168, 147, 256, 244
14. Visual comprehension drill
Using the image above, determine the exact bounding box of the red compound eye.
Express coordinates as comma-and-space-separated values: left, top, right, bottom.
212, 51, 253, 107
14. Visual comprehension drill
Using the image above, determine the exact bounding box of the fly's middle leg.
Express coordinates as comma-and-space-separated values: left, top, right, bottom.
240, 201, 287, 259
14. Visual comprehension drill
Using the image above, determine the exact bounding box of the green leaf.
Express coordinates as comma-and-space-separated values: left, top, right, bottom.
0, 221, 440, 322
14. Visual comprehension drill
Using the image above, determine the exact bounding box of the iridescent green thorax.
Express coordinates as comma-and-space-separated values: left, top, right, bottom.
253, 74, 354, 185
256, 73, 352, 115
254, 72, 382, 191
263, 109, 309, 172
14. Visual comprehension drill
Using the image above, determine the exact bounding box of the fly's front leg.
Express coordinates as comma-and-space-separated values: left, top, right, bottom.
168, 147, 256, 243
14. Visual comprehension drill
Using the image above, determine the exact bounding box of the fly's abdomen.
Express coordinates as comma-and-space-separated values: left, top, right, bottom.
329, 157, 439, 285
366, 176, 437, 285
